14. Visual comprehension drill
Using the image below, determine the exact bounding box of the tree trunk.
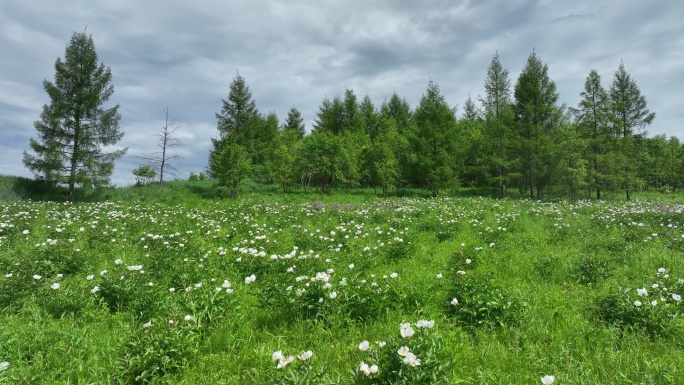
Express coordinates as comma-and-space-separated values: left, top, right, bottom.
68, 182, 75, 203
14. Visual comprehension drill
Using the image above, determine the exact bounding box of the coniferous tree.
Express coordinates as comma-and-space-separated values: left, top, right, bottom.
573, 70, 614, 199
555, 122, 588, 201
412, 80, 458, 197
360, 95, 379, 140
283, 106, 306, 138
343, 89, 362, 133
382, 93, 412, 132
23, 32, 127, 202
609, 62, 655, 200
460, 96, 488, 187
209, 72, 259, 177
253, 111, 279, 179
480, 52, 514, 198
381, 93, 413, 185
513, 51, 561, 199
313, 96, 345, 135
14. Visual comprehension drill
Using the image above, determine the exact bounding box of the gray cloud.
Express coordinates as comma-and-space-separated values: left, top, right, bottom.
1, 0, 682, 186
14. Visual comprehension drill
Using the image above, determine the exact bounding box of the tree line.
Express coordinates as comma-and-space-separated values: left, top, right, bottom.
210, 52, 678, 200
22, 32, 682, 201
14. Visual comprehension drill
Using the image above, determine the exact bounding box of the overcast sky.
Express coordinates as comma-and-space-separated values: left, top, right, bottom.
1, 0, 682, 186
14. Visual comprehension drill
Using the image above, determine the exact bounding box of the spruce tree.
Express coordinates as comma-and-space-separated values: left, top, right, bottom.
23, 31, 126, 202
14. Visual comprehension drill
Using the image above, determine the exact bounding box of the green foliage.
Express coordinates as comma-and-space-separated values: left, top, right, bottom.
209, 72, 260, 179
354, 322, 452, 384
22, 32, 127, 202
411, 80, 459, 197
595, 268, 683, 337
610, 62, 656, 201
118, 320, 201, 383
447, 273, 522, 329
512, 51, 562, 199
297, 131, 355, 194
132, 165, 156, 186
210, 139, 252, 198
573, 257, 611, 285
4, 187, 684, 383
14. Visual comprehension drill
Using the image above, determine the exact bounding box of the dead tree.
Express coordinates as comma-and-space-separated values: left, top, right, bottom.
141, 107, 182, 182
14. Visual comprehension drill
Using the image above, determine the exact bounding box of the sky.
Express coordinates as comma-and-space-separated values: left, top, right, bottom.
1, 0, 682, 186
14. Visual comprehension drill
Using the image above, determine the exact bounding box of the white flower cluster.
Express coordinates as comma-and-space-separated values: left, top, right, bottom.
271, 349, 313, 369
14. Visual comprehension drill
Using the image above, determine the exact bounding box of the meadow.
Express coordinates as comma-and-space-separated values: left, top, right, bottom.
1, 180, 684, 384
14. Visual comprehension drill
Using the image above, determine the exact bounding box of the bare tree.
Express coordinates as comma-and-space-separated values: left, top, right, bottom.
140, 107, 182, 182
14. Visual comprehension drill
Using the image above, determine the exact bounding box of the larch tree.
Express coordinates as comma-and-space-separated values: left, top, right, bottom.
209, 72, 259, 178
573, 70, 613, 199
609, 62, 655, 201
513, 51, 561, 199
412, 80, 458, 197
283, 106, 306, 139
23, 32, 127, 202
480, 52, 514, 199
460, 95, 488, 187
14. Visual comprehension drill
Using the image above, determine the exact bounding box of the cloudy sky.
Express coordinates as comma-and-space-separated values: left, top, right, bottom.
1, 0, 682, 186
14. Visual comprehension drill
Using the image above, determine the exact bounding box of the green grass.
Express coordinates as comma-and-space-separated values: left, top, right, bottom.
1, 176, 684, 383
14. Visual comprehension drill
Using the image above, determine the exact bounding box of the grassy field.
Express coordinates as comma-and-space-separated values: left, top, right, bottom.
1, 176, 684, 384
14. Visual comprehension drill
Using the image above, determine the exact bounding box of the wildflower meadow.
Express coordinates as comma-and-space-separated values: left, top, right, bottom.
1, 188, 684, 384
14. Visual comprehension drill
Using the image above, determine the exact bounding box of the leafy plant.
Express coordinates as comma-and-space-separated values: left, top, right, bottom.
595, 268, 684, 336
446, 273, 522, 329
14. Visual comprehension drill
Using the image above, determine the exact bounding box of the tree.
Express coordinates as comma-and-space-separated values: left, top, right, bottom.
313, 96, 345, 134
609, 62, 656, 200
555, 123, 588, 202
412, 80, 458, 197
132, 165, 156, 186
283, 106, 306, 138
210, 137, 251, 198
269, 128, 301, 192
572, 70, 614, 199
23, 31, 127, 202
342, 89, 363, 133
458, 96, 489, 187
480, 52, 514, 198
297, 131, 353, 194
140, 107, 182, 183
360, 95, 380, 140
513, 51, 561, 199
381, 93, 413, 184
253, 111, 279, 179
209, 72, 259, 177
